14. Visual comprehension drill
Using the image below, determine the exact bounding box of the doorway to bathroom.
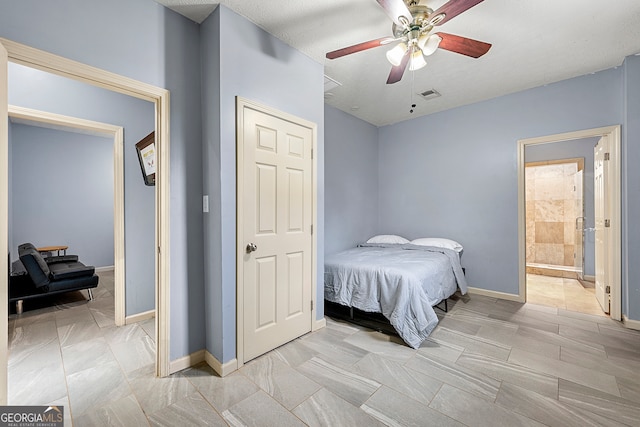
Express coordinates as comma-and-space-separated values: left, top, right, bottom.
524, 156, 601, 314
517, 126, 621, 320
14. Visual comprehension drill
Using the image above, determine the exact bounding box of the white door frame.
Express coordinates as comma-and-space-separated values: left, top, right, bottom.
8, 106, 126, 326
0, 38, 172, 406
517, 125, 621, 320
236, 97, 318, 370
0, 40, 8, 406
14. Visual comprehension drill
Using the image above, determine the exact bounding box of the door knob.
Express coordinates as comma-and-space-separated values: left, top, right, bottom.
246, 243, 258, 253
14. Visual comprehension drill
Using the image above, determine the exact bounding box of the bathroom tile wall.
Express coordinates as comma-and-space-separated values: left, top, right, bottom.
526, 162, 580, 268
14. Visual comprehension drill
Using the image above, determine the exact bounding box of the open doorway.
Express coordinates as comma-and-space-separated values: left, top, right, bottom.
523, 154, 603, 314
517, 126, 621, 320
0, 38, 172, 406
8, 106, 126, 324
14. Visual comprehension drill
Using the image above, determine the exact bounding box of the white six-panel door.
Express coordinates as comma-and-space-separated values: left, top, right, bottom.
594, 136, 610, 313
238, 100, 314, 363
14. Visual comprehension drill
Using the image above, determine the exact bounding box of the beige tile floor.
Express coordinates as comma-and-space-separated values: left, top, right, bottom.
10, 270, 640, 426
527, 273, 606, 316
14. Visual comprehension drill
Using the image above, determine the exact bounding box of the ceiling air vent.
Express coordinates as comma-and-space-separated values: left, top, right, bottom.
418, 89, 441, 100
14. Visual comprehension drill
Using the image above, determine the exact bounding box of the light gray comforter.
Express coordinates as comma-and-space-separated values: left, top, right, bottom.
324, 243, 468, 348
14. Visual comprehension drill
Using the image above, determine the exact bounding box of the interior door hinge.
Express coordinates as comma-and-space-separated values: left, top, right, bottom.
605, 219, 611, 228
311, 149, 314, 160
158, 246, 161, 254
311, 300, 314, 311
311, 224, 313, 235
604, 152, 610, 161
605, 285, 611, 293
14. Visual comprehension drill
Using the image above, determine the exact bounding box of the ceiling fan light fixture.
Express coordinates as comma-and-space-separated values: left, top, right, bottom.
386, 42, 408, 66
418, 34, 442, 56
409, 49, 427, 71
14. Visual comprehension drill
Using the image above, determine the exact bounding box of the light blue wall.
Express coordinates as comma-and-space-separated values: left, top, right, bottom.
526, 137, 599, 277
11, 124, 114, 267
8, 63, 155, 316
378, 68, 622, 298
623, 55, 640, 321
200, 7, 223, 365
324, 105, 379, 255
201, 6, 325, 363
0, 0, 205, 358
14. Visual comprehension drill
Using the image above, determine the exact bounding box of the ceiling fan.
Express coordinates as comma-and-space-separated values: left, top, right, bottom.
326, 0, 492, 84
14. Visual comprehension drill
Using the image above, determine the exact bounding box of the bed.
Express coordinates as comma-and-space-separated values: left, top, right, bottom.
324, 237, 468, 349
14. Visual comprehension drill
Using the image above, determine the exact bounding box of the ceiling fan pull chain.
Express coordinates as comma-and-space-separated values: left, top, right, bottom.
410, 62, 416, 114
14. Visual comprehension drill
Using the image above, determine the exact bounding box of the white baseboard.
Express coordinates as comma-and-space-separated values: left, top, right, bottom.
168, 349, 238, 377
125, 309, 155, 325
169, 350, 205, 374
95, 265, 115, 272
467, 287, 524, 303
313, 317, 326, 331
623, 315, 640, 331
205, 351, 238, 377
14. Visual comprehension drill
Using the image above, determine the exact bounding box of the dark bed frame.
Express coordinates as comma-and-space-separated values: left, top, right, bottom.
324, 267, 463, 338
324, 298, 449, 338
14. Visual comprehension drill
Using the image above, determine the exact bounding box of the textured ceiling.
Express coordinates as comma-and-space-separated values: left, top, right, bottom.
154, 0, 640, 126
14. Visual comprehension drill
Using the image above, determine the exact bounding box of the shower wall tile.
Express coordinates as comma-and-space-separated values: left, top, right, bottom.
526, 201, 535, 220
564, 245, 575, 266
564, 222, 576, 245
564, 201, 576, 221
563, 163, 578, 176
535, 178, 565, 201
526, 181, 535, 200
526, 242, 535, 263
526, 166, 535, 180
535, 243, 565, 265
526, 204, 535, 261
535, 200, 564, 222
535, 164, 564, 179
564, 177, 577, 200
535, 222, 564, 244
526, 161, 582, 269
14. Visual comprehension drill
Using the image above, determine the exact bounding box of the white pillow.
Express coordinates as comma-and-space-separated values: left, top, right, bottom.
411, 237, 463, 253
366, 234, 409, 244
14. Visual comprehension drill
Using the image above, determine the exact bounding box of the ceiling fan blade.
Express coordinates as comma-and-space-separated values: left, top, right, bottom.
326, 37, 397, 60
376, 0, 412, 27
386, 50, 410, 84
430, 0, 484, 26
436, 32, 491, 58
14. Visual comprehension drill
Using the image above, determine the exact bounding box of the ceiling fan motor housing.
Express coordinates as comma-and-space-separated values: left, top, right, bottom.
392, 4, 434, 38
